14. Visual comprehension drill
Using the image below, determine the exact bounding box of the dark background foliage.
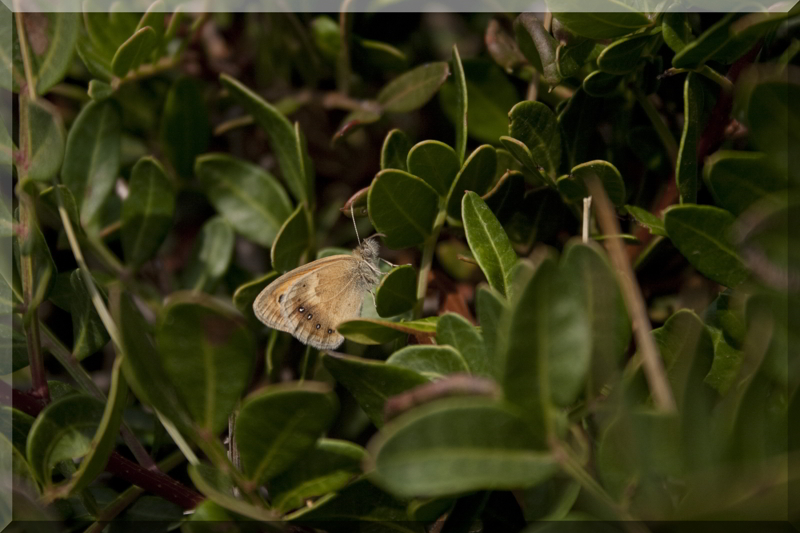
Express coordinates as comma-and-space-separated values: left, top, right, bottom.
1, 4, 797, 532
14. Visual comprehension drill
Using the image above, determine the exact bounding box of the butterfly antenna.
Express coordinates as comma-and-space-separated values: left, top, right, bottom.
350, 203, 362, 245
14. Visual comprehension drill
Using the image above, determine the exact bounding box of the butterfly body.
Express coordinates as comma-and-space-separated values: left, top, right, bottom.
253, 238, 382, 350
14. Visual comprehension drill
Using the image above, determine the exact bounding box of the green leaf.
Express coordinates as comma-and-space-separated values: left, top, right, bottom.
508, 101, 562, 178
233, 271, 279, 324
161, 77, 211, 180
368, 397, 558, 498
288, 478, 422, 532
447, 145, 497, 221
135, 1, 166, 53
558, 87, 604, 168
61, 99, 121, 226
26, 391, 108, 489
436, 313, 488, 377
375, 264, 417, 318
483, 170, 524, 225
672, 12, 784, 69
499, 136, 548, 186
75, 35, 113, 82
83, 1, 132, 59
180, 216, 235, 292
662, 12, 693, 53
597, 32, 655, 75
271, 203, 311, 273
582, 70, 623, 97
557, 39, 600, 79
451, 45, 467, 165
551, 8, 653, 39
476, 286, 507, 378
0, 407, 37, 491
676, 73, 702, 203
20, 97, 65, 182
187, 463, 278, 522
664, 205, 748, 287
236, 381, 338, 485
13, 202, 57, 310
48, 270, 109, 360
462, 192, 517, 298
156, 292, 256, 435
377, 61, 450, 113
559, 160, 626, 207
380, 129, 411, 171
220, 74, 312, 204
624, 205, 667, 237
560, 242, 630, 394
270, 439, 366, 513
338, 317, 438, 345
703, 151, 786, 215
367, 169, 439, 249
515, 13, 560, 85
87, 79, 113, 100
704, 326, 744, 396
386, 345, 470, 379
111, 290, 194, 432
121, 156, 175, 269
196, 153, 293, 248
6, 12, 80, 95
322, 351, 429, 427
440, 60, 520, 145
0, 322, 29, 375
406, 140, 461, 197
111, 26, 156, 77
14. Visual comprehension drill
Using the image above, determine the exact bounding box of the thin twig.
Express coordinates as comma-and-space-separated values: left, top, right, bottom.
415, 209, 447, 318
14, 6, 36, 101
582, 196, 592, 243
585, 176, 676, 412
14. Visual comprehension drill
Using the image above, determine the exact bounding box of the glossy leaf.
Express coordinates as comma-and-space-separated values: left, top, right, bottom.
338, 317, 438, 345
156, 292, 256, 435
196, 153, 292, 248
221, 74, 311, 204
20, 97, 65, 182
447, 145, 497, 221
269, 439, 366, 513
236, 382, 338, 484
111, 26, 157, 77
451, 45, 468, 165
440, 60, 519, 145
559, 160, 626, 207
436, 313, 488, 377
368, 169, 439, 249
515, 13, 560, 85
662, 12, 693, 53
664, 205, 748, 288
625, 205, 667, 237
407, 140, 461, 197
233, 271, 279, 324
703, 151, 786, 215
188, 463, 278, 521
499, 136, 548, 186
462, 192, 517, 298
121, 156, 175, 269
48, 270, 109, 360
386, 345, 470, 379
508, 101, 562, 178
7, 12, 80, 95
676, 73, 702, 203
322, 351, 429, 427
560, 242, 630, 394
375, 264, 417, 317
161, 77, 211, 180
288, 478, 421, 532
551, 9, 653, 39
377, 61, 450, 113
271, 203, 311, 273
180, 216, 235, 292
368, 397, 558, 497
61, 99, 121, 225
381, 129, 411, 171
597, 33, 655, 75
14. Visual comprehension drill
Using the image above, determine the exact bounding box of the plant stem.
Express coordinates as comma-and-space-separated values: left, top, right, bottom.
632, 87, 678, 167
49, 83, 91, 102
14, 7, 36, 101
83, 450, 187, 533
18, 194, 49, 401
415, 209, 447, 318
585, 176, 676, 413
39, 323, 157, 470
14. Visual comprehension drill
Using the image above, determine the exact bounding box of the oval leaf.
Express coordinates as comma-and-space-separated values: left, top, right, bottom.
551, 9, 653, 39
180, 216, 235, 292
271, 203, 311, 273
368, 169, 439, 249
377, 62, 450, 113
462, 192, 517, 298
703, 150, 786, 215
161, 77, 211, 180
337, 317, 438, 345
447, 145, 497, 221
111, 26, 157, 77
407, 140, 461, 197
386, 345, 470, 378
21, 97, 65, 183
436, 313, 488, 377
597, 33, 655, 75
508, 101, 562, 178
375, 264, 417, 317
381, 129, 412, 171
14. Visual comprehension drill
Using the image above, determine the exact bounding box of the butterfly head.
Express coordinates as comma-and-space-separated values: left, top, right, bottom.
354, 234, 382, 263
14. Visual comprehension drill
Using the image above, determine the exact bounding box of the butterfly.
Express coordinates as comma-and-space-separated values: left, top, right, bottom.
253, 213, 386, 350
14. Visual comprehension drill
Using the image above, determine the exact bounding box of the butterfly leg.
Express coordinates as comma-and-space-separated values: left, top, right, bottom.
370, 290, 378, 308
380, 258, 396, 268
